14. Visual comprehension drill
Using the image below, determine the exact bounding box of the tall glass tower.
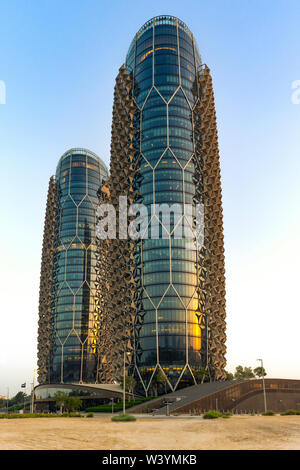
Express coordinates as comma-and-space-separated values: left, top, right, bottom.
38, 148, 108, 385
97, 16, 226, 393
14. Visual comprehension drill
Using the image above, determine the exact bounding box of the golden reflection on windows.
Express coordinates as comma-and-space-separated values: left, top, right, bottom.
71, 161, 99, 171
139, 47, 177, 63
72, 162, 86, 168
56, 245, 65, 252
87, 163, 99, 171
140, 367, 155, 373
190, 336, 201, 350
61, 243, 94, 250
188, 297, 198, 310
149, 323, 202, 336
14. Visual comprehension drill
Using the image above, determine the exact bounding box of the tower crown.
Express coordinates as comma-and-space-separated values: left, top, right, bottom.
126, 15, 200, 67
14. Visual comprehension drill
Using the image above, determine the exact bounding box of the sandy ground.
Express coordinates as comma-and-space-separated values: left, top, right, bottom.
0, 415, 299, 450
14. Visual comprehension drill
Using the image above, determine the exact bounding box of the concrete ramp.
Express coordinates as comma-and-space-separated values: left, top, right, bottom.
128, 381, 240, 415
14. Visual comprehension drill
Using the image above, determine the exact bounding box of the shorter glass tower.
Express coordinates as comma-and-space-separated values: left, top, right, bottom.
38, 148, 108, 385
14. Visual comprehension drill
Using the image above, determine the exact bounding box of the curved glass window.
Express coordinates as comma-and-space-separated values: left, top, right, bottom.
50, 149, 108, 384
123, 17, 208, 385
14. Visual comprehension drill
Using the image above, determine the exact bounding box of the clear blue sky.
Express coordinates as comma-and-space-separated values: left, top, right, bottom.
0, 0, 299, 396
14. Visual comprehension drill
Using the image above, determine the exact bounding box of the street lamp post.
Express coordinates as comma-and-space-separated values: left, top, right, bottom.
111, 398, 114, 415
257, 358, 267, 413
123, 351, 126, 415
122, 350, 132, 415
30, 386, 33, 413
31, 369, 37, 414
165, 401, 172, 416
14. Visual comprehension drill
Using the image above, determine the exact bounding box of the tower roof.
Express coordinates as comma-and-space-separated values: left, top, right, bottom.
56, 148, 108, 175
126, 15, 194, 63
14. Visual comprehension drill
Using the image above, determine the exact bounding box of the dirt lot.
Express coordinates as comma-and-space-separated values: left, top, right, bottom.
0, 415, 299, 450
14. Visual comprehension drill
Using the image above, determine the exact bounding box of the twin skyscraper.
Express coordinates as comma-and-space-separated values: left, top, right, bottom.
37, 15, 226, 396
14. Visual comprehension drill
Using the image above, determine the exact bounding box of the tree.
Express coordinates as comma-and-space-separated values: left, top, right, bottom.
10, 392, 27, 405
65, 396, 82, 412
243, 367, 255, 379
234, 365, 255, 380
4, 392, 30, 410
150, 372, 161, 397
234, 365, 245, 380
194, 369, 209, 384
156, 369, 168, 394
151, 377, 159, 397
120, 375, 136, 400
0, 398, 6, 408
127, 376, 136, 399
224, 370, 234, 381
254, 366, 267, 378
53, 391, 69, 414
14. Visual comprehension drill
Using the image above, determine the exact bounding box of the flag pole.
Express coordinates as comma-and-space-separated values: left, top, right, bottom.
31, 370, 36, 413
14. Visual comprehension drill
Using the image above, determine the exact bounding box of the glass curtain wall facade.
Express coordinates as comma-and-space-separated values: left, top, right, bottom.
128, 17, 205, 390
38, 149, 108, 385
97, 16, 226, 393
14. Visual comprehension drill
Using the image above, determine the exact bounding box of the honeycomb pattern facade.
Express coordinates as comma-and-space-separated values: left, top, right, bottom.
94, 67, 140, 384
196, 67, 227, 378
38, 149, 108, 385
37, 176, 57, 384
96, 16, 226, 393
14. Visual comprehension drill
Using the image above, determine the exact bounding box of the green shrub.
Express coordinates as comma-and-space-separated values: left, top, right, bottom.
280, 409, 300, 416
111, 413, 136, 422
0, 412, 83, 419
60, 412, 82, 417
221, 411, 232, 418
85, 396, 154, 413
86, 412, 94, 418
262, 410, 275, 416
203, 410, 223, 419
6, 405, 23, 412
85, 405, 112, 413
1, 413, 40, 419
